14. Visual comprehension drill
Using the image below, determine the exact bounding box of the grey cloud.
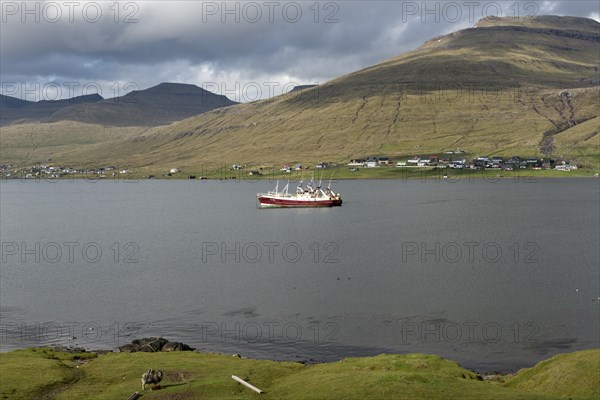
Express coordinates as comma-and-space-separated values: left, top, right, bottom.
1, 1, 598, 100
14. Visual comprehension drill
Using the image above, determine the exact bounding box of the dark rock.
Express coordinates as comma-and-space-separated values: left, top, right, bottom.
162, 341, 194, 352
47, 344, 87, 353
119, 344, 135, 353
118, 337, 194, 352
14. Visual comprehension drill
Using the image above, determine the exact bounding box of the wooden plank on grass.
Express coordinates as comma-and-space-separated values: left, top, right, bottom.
232, 375, 264, 393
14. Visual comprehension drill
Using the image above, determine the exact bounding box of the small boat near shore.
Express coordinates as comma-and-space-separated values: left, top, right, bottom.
257, 181, 342, 208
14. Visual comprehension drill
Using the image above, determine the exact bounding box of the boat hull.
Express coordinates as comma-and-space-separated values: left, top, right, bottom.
257, 195, 341, 208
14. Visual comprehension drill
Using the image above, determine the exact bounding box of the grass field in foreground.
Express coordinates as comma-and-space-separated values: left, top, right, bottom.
0, 348, 598, 400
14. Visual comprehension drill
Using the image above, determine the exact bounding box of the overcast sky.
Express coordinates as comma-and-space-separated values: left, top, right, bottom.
1, 1, 598, 101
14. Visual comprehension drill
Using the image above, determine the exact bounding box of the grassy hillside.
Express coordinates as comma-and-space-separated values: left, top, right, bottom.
554, 116, 600, 166
1, 348, 598, 400
1, 16, 598, 169
505, 349, 600, 399
0, 121, 148, 165
3, 86, 596, 172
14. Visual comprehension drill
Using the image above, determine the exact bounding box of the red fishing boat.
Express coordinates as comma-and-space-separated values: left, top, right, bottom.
257, 181, 342, 208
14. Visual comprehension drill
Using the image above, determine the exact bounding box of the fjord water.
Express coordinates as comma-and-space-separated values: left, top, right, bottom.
1, 178, 598, 371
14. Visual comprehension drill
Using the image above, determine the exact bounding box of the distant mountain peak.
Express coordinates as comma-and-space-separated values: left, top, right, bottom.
0, 94, 33, 108
80, 93, 104, 101
144, 82, 213, 95
289, 84, 318, 93
37, 93, 104, 104
475, 15, 600, 32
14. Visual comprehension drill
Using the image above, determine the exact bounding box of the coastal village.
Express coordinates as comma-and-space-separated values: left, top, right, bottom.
345, 152, 579, 171
0, 153, 583, 180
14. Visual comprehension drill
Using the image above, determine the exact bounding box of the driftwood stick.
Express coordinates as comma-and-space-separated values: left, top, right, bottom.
127, 392, 140, 400
232, 375, 264, 393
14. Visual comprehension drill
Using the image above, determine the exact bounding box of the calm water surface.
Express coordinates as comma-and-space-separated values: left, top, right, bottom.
1, 178, 599, 371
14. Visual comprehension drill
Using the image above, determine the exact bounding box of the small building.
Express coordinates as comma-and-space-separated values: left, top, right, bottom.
348, 159, 365, 167
555, 161, 577, 171
449, 162, 465, 169
170, 168, 180, 174
541, 160, 553, 169
378, 157, 391, 165
472, 159, 486, 169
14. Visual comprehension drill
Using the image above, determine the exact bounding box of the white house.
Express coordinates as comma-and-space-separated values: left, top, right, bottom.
348, 160, 365, 167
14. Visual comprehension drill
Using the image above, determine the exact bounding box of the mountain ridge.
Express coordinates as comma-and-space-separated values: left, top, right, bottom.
0, 83, 237, 127
0, 93, 104, 125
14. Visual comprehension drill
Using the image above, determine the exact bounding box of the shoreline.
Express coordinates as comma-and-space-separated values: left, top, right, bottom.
3, 338, 599, 376
2, 169, 599, 182
4, 340, 600, 374
1, 345, 598, 399
0, 343, 511, 375
2, 159, 600, 182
